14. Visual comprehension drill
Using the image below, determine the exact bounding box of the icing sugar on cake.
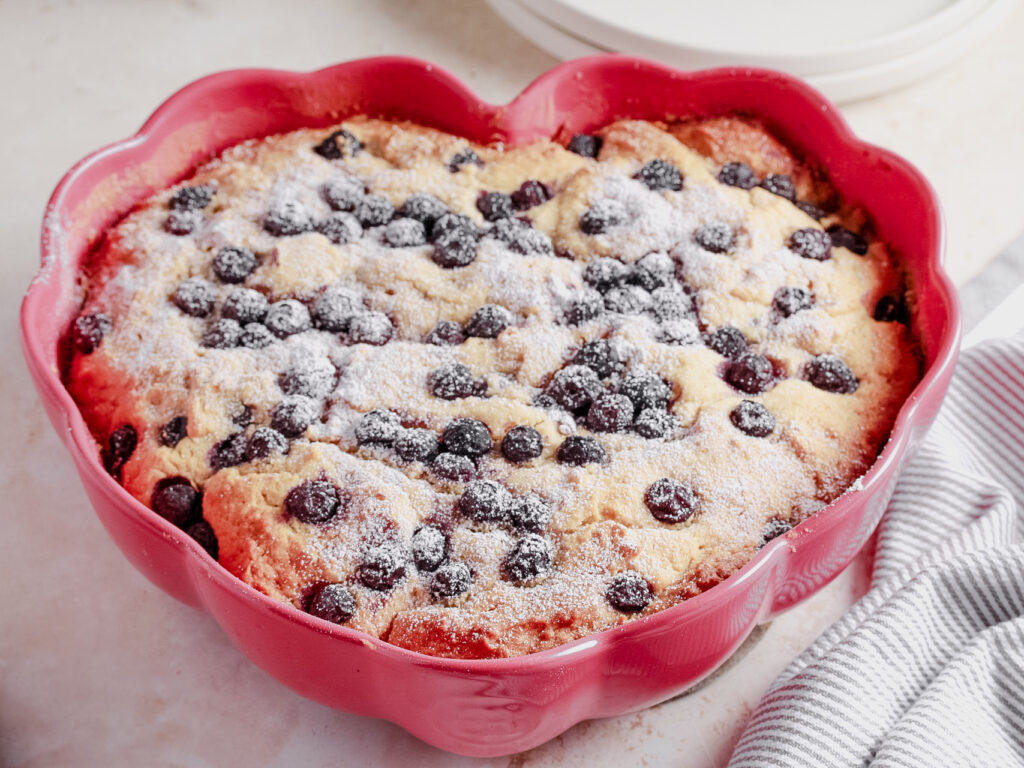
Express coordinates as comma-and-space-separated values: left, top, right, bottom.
66, 116, 921, 658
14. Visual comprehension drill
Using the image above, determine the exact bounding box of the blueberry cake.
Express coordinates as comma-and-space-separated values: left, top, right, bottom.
67, 116, 919, 658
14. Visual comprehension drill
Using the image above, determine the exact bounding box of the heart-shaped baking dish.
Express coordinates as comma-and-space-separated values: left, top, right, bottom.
21, 56, 960, 756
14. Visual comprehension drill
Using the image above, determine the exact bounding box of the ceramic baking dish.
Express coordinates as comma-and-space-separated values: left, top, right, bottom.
20, 56, 960, 757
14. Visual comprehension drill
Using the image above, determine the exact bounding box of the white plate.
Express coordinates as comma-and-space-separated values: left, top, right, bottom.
486, 0, 1018, 102
517, 0, 994, 74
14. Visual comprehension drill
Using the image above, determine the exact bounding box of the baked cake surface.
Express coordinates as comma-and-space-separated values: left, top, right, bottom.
67, 116, 919, 658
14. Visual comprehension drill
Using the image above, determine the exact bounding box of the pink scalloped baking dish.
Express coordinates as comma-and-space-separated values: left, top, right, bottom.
21, 56, 959, 756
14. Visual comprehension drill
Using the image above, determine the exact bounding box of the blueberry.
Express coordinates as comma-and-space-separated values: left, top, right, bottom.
556, 435, 606, 466
399, 193, 447, 227
584, 257, 629, 293
106, 425, 137, 477
429, 212, 477, 243
271, 396, 319, 437
263, 200, 312, 236
159, 416, 188, 447
231, 405, 253, 429
279, 359, 335, 398
432, 228, 478, 268
619, 371, 671, 415
760, 174, 796, 201
511, 180, 551, 211
630, 252, 674, 291
705, 326, 748, 360
547, 365, 603, 412
308, 583, 356, 624
476, 191, 513, 222
566, 289, 605, 325
508, 226, 554, 257
580, 199, 627, 235
313, 286, 363, 332
264, 299, 311, 338
428, 362, 485, 400
442, 418, 493, 458
458, 479, 511, 524
805, 354, 859, 394
316, 212, 363, 245
509, 494, 552, 531
354, 195, 395, 228
827, 225, 869, 256
322, 175, 365, 211
650, 287, 694, 324
394, 428, 440, 462
501, 425, 543, 463
448, 147, 483, 172
694, 223, 735, 254
587, 393, 634, 433
245, 427, 289, 460
425, 320, 465, 346
503, 534, 552, 582
488, 216, 529, 245
796, 201, 825, 220
574, 338, 622, 378
72, 313, 111, 354
173, 277, 216, 317
605, 571, 652, 612
151, 477, 202, 528
239, 323, 275, 349
186, 519, 219, 559
431, 562, 472, 599
759, 518, 793, 548
644, 478, 699, 523
209, 432, 247, 469
212, 246, 257, 283
773, 286, 814, 318
348, 311, 393, 345
285, 479, 343, 524
634, 159, 683, 192
384, 217, 427, 247
604, 285, 652, 315
222, 288, 269, 324
163, 209, 202, 236
313, 128, 362, 159
201, 318, 241, 348
568, 134, 602, 158
358, 545, 408, 590
634, 408, 677, 439
725, 353, 775, 394
431, 452, 475, 482
355, 408, 401, 446
788, 228, 832, 261
730, 400, 776, 437
874, 295, 910, 324
170, 185, 214, 211
464, 304, 512, 339
718, 162, 758, 190
412, 525, 447, 571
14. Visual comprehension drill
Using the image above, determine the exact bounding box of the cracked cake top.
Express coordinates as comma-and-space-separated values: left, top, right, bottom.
67, 116, 919, 658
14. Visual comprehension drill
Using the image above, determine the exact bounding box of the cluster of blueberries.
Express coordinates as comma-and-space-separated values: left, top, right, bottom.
353, 408, 543, 483
78, 132, 903, 616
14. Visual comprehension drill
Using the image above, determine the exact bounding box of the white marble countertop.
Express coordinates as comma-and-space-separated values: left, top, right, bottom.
3, 2, 1023, 766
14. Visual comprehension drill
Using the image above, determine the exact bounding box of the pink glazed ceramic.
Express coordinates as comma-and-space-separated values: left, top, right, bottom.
21, 56, 960, 756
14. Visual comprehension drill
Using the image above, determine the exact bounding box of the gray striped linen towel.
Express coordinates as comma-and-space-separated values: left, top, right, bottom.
728, 337, 1024, 768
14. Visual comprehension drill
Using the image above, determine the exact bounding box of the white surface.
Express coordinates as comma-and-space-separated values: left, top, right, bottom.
499, 0, 1020, 101
3, 1, 1024, 766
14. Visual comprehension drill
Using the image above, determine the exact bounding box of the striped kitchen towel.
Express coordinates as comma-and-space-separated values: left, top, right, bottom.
729, 337, 1024, 768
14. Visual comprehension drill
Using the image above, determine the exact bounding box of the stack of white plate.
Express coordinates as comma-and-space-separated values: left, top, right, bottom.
486, 0, 1018, 102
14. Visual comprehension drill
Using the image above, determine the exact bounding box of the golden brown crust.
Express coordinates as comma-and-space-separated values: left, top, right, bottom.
67, 116, 920, 658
